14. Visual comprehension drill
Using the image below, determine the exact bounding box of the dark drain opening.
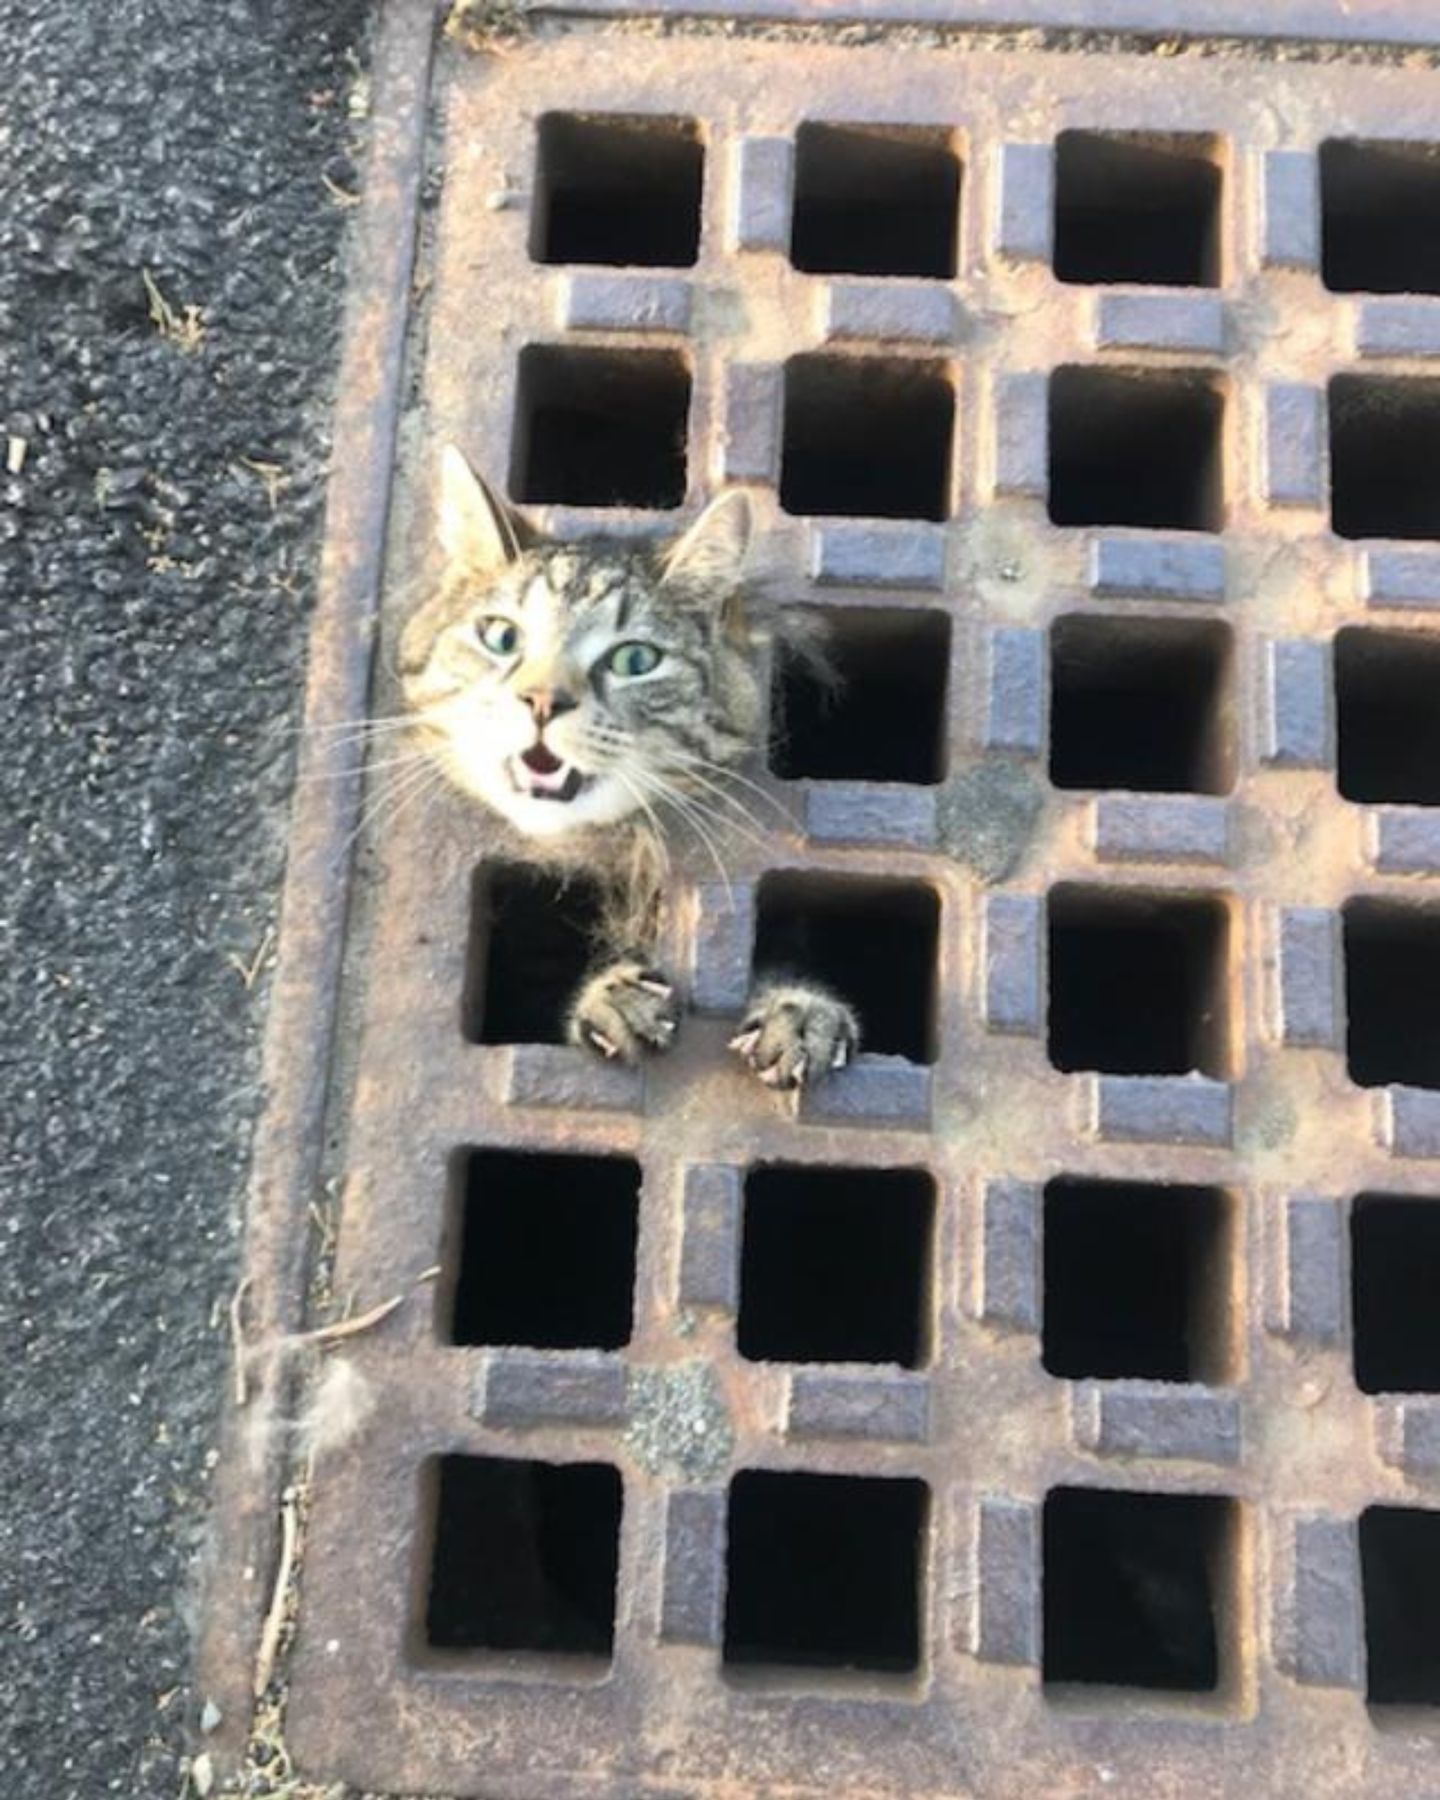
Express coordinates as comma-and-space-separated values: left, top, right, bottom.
421, 1456, 622, 1660
1049, 614, 1234, 795
1048, 366, 1224, 531
1054, 131, 1222, 288
739, 1165, 932, 1367
1336, 627, 1440, 806
511, 344, 690, 509
770, 606, 950, 785
446, 1149, 639, 1350
790, 122, 960, 279
465, 863, 603, 1045
779, 354, 954, 521
1360, 1506, 1440, 1707
1352, 1194, 1440, 1395
723, 1470, 926, 1676
1329, 376, 1440, 542
1321, 140, 1440, 296
532, 113, 703, 269
1048, 885, 1231, 1078
1043, 1179, 1233, 1383
1043, 1487, 1229, 1691
753, 872, 940, 1063
1344, 900, 1440, 1090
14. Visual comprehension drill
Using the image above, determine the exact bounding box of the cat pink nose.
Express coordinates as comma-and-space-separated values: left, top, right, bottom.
518, 686, 578, 727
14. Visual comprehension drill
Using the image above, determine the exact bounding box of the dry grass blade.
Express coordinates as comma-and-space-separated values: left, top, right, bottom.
292, 1291, 405, 1347
229, 1276, 253, 1407
142, 268, 206, 352
253, 1487, 302, 1700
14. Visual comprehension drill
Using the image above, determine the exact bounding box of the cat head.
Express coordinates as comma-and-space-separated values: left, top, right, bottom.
399, 447, 762, 839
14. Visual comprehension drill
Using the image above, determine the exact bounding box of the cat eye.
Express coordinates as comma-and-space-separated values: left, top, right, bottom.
605, 641, 664, 679
475, 615, 521, 658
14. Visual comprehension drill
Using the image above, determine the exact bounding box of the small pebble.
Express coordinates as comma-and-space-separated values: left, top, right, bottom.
199, 1698, 222, 1733
191, 1751, 214, 1797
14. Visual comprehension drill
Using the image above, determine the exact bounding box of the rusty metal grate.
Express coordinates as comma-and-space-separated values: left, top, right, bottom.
212, 14, 1440, 1797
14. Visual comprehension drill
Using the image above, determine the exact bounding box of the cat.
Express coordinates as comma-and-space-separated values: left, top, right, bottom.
397, 445, 859, 1094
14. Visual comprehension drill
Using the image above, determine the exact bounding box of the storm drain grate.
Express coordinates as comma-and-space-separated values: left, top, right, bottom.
246, 16, 1440, 1800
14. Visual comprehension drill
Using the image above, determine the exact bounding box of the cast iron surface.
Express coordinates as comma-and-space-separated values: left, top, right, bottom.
258, 20, 1440, 1799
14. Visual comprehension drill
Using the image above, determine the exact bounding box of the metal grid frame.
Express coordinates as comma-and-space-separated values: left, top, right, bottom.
278, 25, 1440, 1797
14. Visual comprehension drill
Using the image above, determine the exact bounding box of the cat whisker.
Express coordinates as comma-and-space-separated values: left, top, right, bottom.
647, 766, 774, 856
611, 774, 673, 889
294, 748, 438, 785
330, 759, 446, 871
656, 749, 796, 826
626, 770, 735, 906
287, 712, 423, 738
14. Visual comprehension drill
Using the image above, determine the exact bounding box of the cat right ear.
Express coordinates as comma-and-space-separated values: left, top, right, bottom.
660, 488, 753, 591
438, 444, 522, 573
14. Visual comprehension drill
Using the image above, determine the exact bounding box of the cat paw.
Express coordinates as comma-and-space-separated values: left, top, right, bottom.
728, 982, 860, 1094
568, 958, 681, 1064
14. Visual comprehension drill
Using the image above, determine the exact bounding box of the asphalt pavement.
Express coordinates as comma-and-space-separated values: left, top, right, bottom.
1, 1, 370, 1791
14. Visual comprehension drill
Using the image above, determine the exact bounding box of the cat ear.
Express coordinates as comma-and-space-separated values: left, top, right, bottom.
438, 444, 523, 573
660, 489, 752, 591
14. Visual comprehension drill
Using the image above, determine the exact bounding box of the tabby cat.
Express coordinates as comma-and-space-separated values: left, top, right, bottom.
397, 446, 859, 1092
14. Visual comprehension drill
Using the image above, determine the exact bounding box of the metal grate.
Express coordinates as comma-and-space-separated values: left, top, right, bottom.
263, 19, 1440, 1798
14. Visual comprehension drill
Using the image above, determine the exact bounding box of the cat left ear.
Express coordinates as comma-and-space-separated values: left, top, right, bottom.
438, 444, 523, 574
660, 489, 752, 591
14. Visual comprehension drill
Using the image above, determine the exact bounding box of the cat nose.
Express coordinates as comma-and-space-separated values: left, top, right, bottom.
518, 686, 578, 727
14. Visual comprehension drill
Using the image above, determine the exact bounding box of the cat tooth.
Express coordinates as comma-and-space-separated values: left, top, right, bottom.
831, 1042, 850, 1070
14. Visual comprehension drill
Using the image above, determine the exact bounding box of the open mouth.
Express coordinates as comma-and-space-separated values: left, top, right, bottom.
510, 743, 590, 804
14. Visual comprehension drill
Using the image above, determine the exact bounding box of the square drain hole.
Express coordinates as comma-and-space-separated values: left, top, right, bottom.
1321, 140, 1440, 296
532, 113, 703, 269
1344, 900, 1440, 1090
1353, 1194, 1440, 1395
446, 1149, 639, 1350
511, 344, 690, 509
1336, 626, 1440, 806
1049, 614, 1234, 795
723, 1470, 927, 1677
752, 871, 940, 1063
738, 1164, 933, 1367
1048, 885, 1232, 1078
421, 1456, 622, 1664
1329, 376, 1440, 542
779, 354, 954, 521
790, 122, 960, 279
1043, 1487, 1231, 1692
1360, 1506, 1440, 1707
465, 863, 603, 1046
1043, 1179, 1234, 1383
1054, 131, 1222, 288
1048, 366, 1224, 531
771, 606, 950, 785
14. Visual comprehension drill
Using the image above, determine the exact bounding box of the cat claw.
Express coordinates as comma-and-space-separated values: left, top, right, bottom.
569, 957, 683, 1065
729, 983, 860, 1098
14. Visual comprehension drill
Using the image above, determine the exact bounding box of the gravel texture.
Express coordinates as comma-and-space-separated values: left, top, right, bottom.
0, 1, 369, 1792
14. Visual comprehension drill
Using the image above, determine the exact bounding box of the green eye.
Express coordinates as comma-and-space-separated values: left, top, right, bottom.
475, 615, 520, 657
606, 641, 663, 679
